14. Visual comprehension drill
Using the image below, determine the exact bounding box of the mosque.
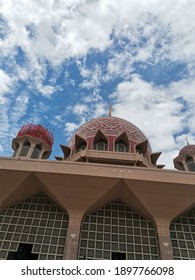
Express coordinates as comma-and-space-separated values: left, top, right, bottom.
0, 113, 195, 260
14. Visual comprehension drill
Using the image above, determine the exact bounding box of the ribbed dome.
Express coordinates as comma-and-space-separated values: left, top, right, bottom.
179, 144, 195, 155
16, 124, 54, 148
69, 116, 152, 154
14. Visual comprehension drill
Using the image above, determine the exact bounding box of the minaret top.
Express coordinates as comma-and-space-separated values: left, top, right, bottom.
16, 124, 54, 148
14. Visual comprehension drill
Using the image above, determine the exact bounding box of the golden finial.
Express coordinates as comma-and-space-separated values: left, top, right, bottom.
186, 137, 190, 145
109, 105, 112, 117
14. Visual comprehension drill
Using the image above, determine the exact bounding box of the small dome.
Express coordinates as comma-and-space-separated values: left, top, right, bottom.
179, 144, 195, 156
16, 124, 54, 148
69, 116, 152, 154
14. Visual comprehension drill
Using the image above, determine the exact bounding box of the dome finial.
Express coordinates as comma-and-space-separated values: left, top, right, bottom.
108, 104, 112, 117
186, 137, 190, 145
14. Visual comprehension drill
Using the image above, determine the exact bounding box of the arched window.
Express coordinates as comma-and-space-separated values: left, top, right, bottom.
93, 130, 108, 151
114, 132, 129, 153
115, 142, 128, 152
19, 141, 31, 157
186, 156, 195, 171
135, 140, 148, 157
74, 134, 87, 154
94, 141, 107, 151
78, 200, 160, 260
31, 144, 42, 159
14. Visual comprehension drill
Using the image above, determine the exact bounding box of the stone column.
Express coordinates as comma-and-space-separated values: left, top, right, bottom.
63, 211, 83, 260
156, 219, 174, 260
28, 144, 35, 158
15, 141, 24, 157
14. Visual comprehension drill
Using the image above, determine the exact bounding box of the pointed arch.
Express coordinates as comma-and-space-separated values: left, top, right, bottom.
60, 145, 71, 159
75, 134, 87, 153
41, 151, 51, 159
19, 140, 31, 157
78, 200, 159, 260
114, 132, 129, 152
93, 130, 108, 151
150, 152, 161, 166
135, 140, 148, 156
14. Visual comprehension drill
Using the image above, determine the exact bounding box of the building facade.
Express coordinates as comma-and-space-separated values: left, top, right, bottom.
0, 116, 195, 260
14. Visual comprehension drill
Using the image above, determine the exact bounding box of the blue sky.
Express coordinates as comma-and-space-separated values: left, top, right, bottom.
1, 0, 195, 168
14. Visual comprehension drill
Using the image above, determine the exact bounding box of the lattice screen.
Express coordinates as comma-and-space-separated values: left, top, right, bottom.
0, 193, 68, 260
170, 208, 195, 260
78, 200, 159, 260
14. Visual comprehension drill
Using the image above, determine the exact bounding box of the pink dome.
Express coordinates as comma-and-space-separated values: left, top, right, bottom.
179, 145, 195, 156
16, 124, 54, 148
69, 117, 152, 154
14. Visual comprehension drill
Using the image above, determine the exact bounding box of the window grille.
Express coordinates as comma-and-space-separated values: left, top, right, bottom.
78, 200, 159, 260
19, 142, 31, 157
186, 156, 195, 171
170, 208, 195, 259
31, 145, 41, 159
0, 193, 68, 260
94, 142, 108, 151
115, 143, 128, 152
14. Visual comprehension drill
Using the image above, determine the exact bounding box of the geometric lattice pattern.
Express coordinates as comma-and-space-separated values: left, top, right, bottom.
170, 208, 195, 260
68, 117, 152, 153
78, 200, 160, 260
0, 193, 68, 260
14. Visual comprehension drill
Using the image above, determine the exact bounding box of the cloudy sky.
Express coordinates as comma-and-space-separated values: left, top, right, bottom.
1, 0, 195, 169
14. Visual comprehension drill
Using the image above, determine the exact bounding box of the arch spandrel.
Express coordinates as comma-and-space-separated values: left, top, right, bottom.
82, 179, 155, 224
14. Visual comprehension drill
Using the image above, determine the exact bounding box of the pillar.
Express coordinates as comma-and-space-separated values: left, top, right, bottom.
63, 211, 83, 260
156, 219, 174, 260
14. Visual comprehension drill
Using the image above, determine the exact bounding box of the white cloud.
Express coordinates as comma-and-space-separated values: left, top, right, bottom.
0, 0, 113, 62
0, 70, 13, 104
0, 144, 3, 154
1, 0, 195, 168
36, 84, 57, 98
64, 100, 108, 136
64, 122, 80, 135
0, 104, 10, 143
111, 75, 190, 169
93, 102, 107, 118
0, 69, 11, 92
1, 0, 195, 89
0, 90, 29, 156
78, 62, 104, 90
10, 93, 29, 122
73, 104, 88, 115
1, 0, 195, 64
